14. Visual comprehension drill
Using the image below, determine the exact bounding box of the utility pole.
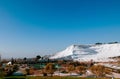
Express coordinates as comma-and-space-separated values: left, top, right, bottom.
0, 54, 1, 63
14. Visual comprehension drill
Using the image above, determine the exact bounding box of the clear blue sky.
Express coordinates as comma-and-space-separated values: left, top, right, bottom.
0, 0, 120, 58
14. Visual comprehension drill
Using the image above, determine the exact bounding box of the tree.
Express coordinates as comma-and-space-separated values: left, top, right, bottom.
25, 68, 30, 75
104, 67, 112, 75
95, 42, 102, 45
23, 57, 27, 64
108, 41, 118, 44
4, 64, 19, 76
67, 65, 75, 76
0, 67, 6, 78
26, 67, 34, 75
44, 63, 55, 76
90, 65, 104, 77
13, 64, 19, 72
11, 58, 14, 65
36, 55, 41, 61
75, 66, 86, 75
90, 65, 112, 77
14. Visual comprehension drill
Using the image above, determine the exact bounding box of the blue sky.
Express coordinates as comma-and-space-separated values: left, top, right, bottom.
0, 0, 120, 58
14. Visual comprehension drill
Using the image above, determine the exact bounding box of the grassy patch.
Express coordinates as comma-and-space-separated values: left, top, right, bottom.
1, 76, 120, 79
3, 76, 26, 79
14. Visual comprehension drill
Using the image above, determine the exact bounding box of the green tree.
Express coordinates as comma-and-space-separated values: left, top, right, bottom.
11, 58, 14, 65
23, 57, 27, 63
0, 67, 6, 78
36, 55, 41, 62
13, 64, 19, 72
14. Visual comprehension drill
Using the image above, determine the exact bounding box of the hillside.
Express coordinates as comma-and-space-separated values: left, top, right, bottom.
50, 43, 120, 62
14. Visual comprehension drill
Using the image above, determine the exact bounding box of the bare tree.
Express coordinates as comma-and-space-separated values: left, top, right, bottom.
90, 65, 112, 77
44, 63, 55, 76
76, 66, 86, 75
67, 65, 75, 76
